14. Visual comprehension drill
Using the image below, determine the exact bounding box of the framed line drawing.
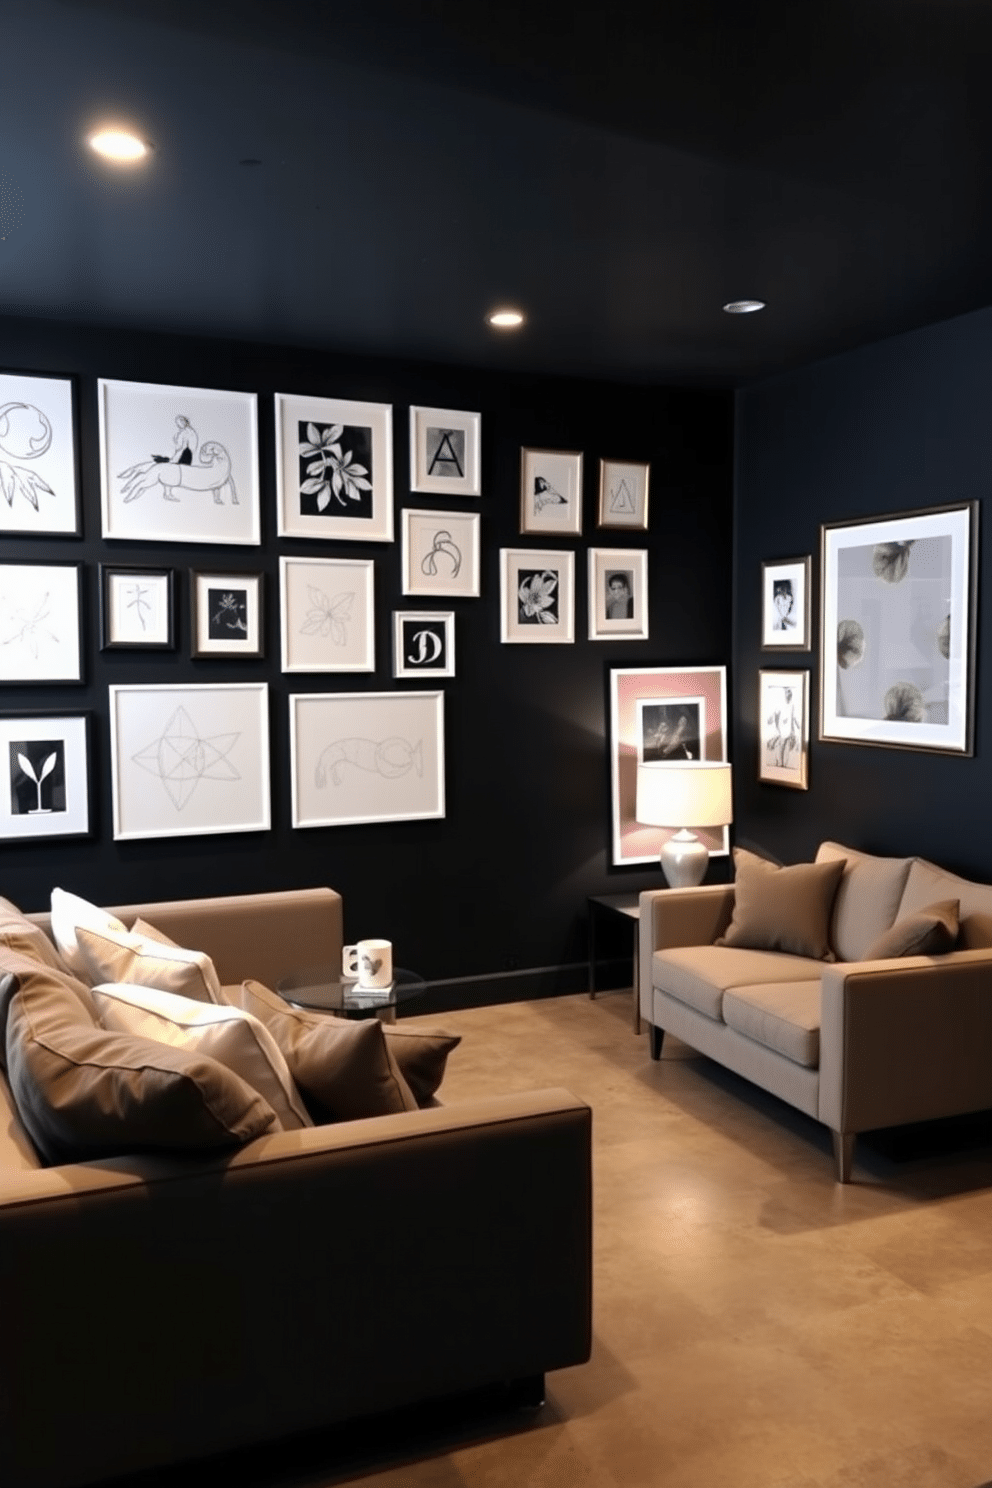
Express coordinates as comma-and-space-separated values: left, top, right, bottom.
0, 561, 82, 684
275, 392, 393, 542
500, 548, 575, 643
290, 690, 445, 829
609, 665, 728, 866
191, 570, 264, 659
762, 555, 811, 650
409, 406, 481, 496
588, 547, 649, 640
100, 565, 175, 650
109, 682, 271, 841
98, 379, 260, 546
0, 371, 80, 536
401, 508, 480, 597
520, 448, 583, 536
821, 502, 977, 755
0, 712, 90, 842
393, 611, 455, 679
598, 459, 649, 530
759, 669, 810, 790
280, 555, 374, 673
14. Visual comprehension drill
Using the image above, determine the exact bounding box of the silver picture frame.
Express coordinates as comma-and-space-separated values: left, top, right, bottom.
759, 669, 810, 790
761, 555, 811, 651
597, 458, 649, 530
520, 448, 583, 536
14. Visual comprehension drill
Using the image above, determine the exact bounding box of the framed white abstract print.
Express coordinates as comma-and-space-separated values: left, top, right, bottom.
762, 555, 811, 650
409, 406, 481, 496
759, 669, 810, 790
0, 371, 80, 536
392, 611, 455, 679
520, 448, 582, 536
279, 556, 375, 673
0, 561, 82, 683
191, 571, 264, 658
401, 508, 480, 597
588, 547, 649, 640
0, 712, 90, 841
598, 459, 649, 530
500, 548, 575, 643
274, 392, 393, 542
100, 565, 175, 650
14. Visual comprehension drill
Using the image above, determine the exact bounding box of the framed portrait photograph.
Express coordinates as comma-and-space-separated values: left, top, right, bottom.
109, 682, 271, 841
393, 611, 455, 679
401, 508, 480, 597
0, 371, 80, 536
0, 561, 82, 683
409, 406, 481, 496
98, 379, 260, 545
0, 712, 90, 842
100, 565, 175, 650
520, 448, 583, 536
598, 459, 649, 530
280, 556, 374, 673
274, 392, 393, 542
609, 665, 728, 866
588, 547, 649, 640
762, 555, 811, 650
290, 690, 445, 829
759, 670, 810, 790
191, 571, 264, 659
500, 548, 575, 644
821, 502, 977, 754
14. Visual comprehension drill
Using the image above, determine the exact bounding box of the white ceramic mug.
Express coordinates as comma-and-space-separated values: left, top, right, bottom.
341, 939, 393, 989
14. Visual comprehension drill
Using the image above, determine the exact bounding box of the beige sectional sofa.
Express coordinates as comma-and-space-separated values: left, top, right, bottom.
639, 842, 992, 1182
0, 887, 592, 1488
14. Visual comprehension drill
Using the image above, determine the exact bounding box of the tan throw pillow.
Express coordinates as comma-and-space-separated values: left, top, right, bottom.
958, 911, 992, 951
75, 924, 222, 1004
49, 888, 126, 978
381, 1024, 461, 1105
863, 900, 960, 960
0, 897, 73, 974
717, 848, 846, 961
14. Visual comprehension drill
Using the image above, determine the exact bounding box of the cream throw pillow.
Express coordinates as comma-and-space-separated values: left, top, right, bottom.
75, 924, 222, 1004
50, 888, 126, 978
717, 848, 846, 961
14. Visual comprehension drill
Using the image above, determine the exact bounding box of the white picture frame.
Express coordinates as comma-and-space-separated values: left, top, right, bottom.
598, 458, 649, 530
191, 571, 264, 659
0, 712, 90, 841
588, 547, 649, 640
759, 669, 810, 790
392, 611, 455, 679
274, 392, 393, 542
290, 690, 445, 829
98, 379, 260, 545
500, 548, 575, 644
401, 508, 481, 597
0, 561, 82, 683
100, 565, 175, 650
762, 555, 812, 650
109, 683, 271, 841
0, 371, 80, 536
409, 406, 481, 496
279, 556, 375, 673
520, 447, 583, 536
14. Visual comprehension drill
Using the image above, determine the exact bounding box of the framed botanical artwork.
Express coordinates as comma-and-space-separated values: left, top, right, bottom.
588, 548, 649, 641
759, 669, 810, 790
401, 508, 480, 598
0, 371, 80, 536
393, 611, 455, 679
520, 448, 583, 536
274, 392, 393, 542
409, 406, 481, 496
598, 459, 649, 530
100, 565, 175, 650
108, 682, 271, 841
500, 548, 575, 643
821, 502, 977, 754
609, 665, 728, 866
0, 561, 82, 683
289, 690, 445, 829
191, 571, 264, 659
762, 556, 811, 650
0, 712, 90, 842
279, 556, 374, 673
98, 379, 260, 545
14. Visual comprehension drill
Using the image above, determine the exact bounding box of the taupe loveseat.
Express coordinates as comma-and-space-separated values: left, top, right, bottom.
640, 843, 992, 1182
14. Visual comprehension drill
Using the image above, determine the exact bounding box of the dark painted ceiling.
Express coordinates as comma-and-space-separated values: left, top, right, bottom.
2, 0, 992, 385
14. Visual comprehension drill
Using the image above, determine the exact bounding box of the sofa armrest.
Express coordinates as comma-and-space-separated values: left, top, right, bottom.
638, 884, 735, 1022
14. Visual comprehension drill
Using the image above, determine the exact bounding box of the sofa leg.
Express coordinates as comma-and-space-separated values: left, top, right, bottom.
649, 1024, 665, 1061
832, 1131, 855, 1183
507, 1374, 545, 1410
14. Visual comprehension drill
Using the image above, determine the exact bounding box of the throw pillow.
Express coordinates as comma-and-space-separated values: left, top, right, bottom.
381, 1024, 461, 1105
50, 888, 126, 978
958, 911, 992, 951
75, 924, 222, 1004
717, 848, 846, 961
0, 896, 74, 974
863, 900, 960, 960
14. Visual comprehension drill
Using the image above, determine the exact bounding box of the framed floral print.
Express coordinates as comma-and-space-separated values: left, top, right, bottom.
0, 371, 80, 536
0, 561, 82, 683
190, 571, 264, 659
280, 556, 375, 673
500, 548, 575, 643
274, 392, 393, 542
0, 712, 91, 841
100, 565, 175, 650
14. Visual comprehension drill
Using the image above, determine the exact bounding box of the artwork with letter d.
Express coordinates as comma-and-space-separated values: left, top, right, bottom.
393, 611, 455, 678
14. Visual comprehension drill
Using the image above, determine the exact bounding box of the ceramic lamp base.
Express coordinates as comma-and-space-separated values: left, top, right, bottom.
660, 829, 709, 889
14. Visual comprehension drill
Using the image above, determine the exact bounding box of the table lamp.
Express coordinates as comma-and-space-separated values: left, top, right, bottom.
635, 760, 733, 888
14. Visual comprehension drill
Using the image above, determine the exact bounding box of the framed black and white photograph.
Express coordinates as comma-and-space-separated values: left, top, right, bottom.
588, 547, 649, 640
393, 611, 455, 679
274, 392, 393, 542
280, 556, 374, 673
759, 669, 810, 790
762, 556, 811, 650
520, 448, 583, 536
0, 712, 90, 842
190, 571, 264, 659
598, 459, 649, 530
637, 697, 704, 762
0, 561, 82, 684
0, 371, 80, 536
401, 508, 481, 598
500, 548, 575, 644
109, 682, 271, 841
100, 565, 175, 650
98, 379, 260, 546
289, 690, 445, 829
409, 406, 481, 497
821, 502, 977, 754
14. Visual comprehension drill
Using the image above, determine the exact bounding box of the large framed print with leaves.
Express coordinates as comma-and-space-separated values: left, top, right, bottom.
0, 561, 82, 683
0, 713, 90, 842
0, 371, 80, 536
821, 502, 977, 754
274, 392, 393, 542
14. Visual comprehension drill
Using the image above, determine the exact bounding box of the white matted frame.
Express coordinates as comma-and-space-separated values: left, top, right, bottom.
759, 669, 810, 790
100, 565, 175, 650
290, 690, 445, 829
98, 379, 260, 545
598, 459, 649, 530
401, 508, 480, 597
280, 555, 375, 673
501, 548, 575, 643
0, 561, 82, 683
637, 695, 706, 762
409, 406, 481, 496
109, 682, 271, 841
191, 571, 264, 659
275, 392, 393, 542
762, 555, 811, 650
393, 611, 455, 679
0, 712, 90, 841
0, 371, 80, 536
520, 448, 583, 536
588, 548, 648, 640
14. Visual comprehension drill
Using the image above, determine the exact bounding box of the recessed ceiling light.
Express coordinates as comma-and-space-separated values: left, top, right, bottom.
486, 308, 525, 329
88, 129, 150, 163
722, 299, 766, 314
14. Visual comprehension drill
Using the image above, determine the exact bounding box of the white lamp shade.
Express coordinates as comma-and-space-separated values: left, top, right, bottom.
635, 761, 733, 830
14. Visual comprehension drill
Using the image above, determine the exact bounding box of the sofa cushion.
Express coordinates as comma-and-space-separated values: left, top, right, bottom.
958, 912, 992, 950
815, 841, 915, 962
75, 924, 222, 1004
716, 849, 845, 961
0, 897, 73, 975
863, 900, 959, 960
898, 857, 992, 924
49, 888, 126, 978
654, 945, 823, 1022
722, 982, 821, 1068
381, 1024, 462, 1105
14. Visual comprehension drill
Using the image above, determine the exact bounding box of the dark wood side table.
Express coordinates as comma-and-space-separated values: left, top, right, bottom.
588, 892, 642, 1034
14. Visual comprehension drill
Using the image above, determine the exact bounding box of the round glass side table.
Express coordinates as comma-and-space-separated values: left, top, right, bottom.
276, 964, 426, 1024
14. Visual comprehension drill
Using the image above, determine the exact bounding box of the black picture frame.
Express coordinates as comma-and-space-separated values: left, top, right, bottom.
99, 564, 176, 651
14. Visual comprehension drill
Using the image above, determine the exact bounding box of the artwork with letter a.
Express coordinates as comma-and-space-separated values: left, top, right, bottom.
409, 406, 481, 496
393, 611, 455, 678
598, 458, 649, 530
